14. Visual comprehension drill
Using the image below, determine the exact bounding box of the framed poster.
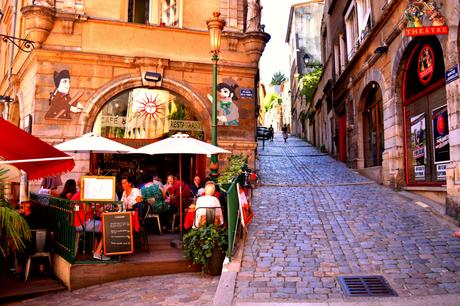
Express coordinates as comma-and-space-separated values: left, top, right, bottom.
410, 113, 426, 166
80, 176, 116, 201
102, 212, 134, 256
432, 105, 450, 164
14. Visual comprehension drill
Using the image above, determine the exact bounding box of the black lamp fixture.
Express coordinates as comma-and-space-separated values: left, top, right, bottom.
303, 53, 311, 66
374, 45, 388, 54
144, 71, 162, 82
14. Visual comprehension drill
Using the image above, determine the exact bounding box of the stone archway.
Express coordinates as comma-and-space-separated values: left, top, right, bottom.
79, 74, 212, 139
355, 69, 387, 169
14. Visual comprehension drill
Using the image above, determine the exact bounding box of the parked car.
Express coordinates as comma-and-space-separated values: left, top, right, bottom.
257, 126, 269, 139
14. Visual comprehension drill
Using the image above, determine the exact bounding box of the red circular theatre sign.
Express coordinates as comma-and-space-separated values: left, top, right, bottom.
417, 45, 434, 85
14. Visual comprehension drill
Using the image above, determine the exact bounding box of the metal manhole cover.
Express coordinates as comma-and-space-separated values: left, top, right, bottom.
337, 275, 397, 297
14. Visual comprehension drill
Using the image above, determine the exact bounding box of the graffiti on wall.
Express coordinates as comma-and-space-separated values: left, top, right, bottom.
45, 70, 84, 120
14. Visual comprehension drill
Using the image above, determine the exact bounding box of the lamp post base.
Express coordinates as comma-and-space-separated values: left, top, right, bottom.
210, 161, 219, 182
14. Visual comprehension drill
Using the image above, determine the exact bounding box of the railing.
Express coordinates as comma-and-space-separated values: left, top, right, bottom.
31, 193, 119, 263
225, 177, 239, 261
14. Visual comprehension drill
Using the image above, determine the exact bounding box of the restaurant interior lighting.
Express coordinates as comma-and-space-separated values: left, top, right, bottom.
144, 71, 162, 82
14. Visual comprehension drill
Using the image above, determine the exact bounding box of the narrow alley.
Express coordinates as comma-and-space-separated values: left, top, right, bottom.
234, 134, 460, 304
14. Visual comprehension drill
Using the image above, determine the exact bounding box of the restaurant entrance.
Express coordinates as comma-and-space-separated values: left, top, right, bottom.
91, 86, 207, 191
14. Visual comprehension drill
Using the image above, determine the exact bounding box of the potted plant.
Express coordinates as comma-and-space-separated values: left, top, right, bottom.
0, 168, 31, 258
183, 224, 227, 275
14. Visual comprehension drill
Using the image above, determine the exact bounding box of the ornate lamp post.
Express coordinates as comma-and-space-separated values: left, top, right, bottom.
206, 12, 225, 180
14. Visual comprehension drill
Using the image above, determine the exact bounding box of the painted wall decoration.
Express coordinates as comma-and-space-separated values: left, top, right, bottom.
432, 105, 450, 164
410, 113, 427, 180
134, 92, 163, 120
404, 0, 448, 36
418, 45, 434, 85
208, 82, 240, 126
45, 70, 83, 120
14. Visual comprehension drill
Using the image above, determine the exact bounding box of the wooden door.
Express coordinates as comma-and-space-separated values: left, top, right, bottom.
339, 115, 347, 162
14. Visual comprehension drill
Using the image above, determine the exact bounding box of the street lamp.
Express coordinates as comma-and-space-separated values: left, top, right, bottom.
206, 12, 225, 181
303, 53, 311, 67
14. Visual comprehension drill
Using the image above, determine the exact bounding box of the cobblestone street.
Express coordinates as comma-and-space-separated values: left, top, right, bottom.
15, 273, 218, 306
235, 134, 460, 304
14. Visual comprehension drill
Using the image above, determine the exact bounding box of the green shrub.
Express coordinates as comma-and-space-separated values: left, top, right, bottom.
217, 154, 247, 185
183, 225, 227, 272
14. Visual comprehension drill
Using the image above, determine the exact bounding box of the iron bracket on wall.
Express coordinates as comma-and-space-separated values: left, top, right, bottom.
0, 34, 35, 53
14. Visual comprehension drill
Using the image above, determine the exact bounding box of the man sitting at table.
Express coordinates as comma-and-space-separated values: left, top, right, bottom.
193, 181, 224, 228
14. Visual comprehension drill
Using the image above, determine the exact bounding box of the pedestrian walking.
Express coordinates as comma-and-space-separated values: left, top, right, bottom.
268, 124, 274, 142
282, 124, 288, 143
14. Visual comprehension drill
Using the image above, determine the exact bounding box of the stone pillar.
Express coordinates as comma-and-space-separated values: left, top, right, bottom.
382, 95, 405, 188
444, 0, 460, 218
445, 80, 460, 217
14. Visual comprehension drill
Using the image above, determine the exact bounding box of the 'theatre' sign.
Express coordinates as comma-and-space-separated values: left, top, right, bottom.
404, 0, 448, 37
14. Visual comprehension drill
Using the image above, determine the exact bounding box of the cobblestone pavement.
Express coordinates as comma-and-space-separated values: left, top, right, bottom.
234, 134, 460, 303
17, 273, 218, 306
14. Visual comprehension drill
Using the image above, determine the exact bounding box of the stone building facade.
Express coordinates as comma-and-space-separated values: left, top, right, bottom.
0, 0, 269, 183
310, 0, 460, 217
286, 0, 324, 140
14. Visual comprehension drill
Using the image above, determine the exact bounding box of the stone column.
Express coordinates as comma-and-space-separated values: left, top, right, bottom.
382, 95, 405, 188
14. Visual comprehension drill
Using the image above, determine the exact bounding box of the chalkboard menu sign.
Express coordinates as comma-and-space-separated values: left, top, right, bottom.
102, 212, 134, 256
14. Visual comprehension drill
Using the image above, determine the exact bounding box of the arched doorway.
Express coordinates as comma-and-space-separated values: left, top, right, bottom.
401, 36, 448, 185
93, 87, 204, 140
91, 87, 206, 187
362, 82, 384, 168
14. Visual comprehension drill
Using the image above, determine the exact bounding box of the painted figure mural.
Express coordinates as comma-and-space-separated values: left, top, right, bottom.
208, 82, 239, 126
404, 0, 446, 28
45, 70, 83, 120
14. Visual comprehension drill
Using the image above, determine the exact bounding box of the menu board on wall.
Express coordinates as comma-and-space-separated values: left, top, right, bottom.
102, 212, 134, 256
81, 176, 116, 201
432, 105, 450, 164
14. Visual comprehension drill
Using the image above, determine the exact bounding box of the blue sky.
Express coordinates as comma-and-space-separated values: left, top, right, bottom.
260, 0, 303, 84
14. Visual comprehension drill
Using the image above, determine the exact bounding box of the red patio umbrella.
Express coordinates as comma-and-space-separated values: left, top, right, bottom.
0, 118, 75, 180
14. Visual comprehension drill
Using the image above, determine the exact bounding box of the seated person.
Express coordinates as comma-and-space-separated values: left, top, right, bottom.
121, 176, 143, 211
194, 181, 224, 228
72, 176, 110, 260
190, 176, 202, 198
141, 175, 166, 214
72, 199, 109, 261
165, 175, 191, 208
59, 179, 78, 200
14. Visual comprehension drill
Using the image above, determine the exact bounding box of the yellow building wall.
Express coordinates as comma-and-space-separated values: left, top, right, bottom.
84, 0, 126, 21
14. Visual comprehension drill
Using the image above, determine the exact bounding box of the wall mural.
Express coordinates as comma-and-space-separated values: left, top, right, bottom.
208, 81, 239, 126
45, 70, 83, 120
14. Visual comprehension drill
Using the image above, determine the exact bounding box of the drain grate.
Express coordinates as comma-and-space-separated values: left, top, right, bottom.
337, 275, 397, 297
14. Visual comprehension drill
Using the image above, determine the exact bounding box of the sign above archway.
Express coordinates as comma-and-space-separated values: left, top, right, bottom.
404, 0, 448, 36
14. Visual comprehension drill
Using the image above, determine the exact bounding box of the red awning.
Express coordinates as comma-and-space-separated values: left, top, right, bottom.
0, 118, 75, 180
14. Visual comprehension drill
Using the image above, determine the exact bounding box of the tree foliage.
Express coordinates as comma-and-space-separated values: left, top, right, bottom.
263, 92, 282, 112
299, 67, 323, 104
270, 71, 287, 85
